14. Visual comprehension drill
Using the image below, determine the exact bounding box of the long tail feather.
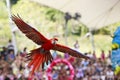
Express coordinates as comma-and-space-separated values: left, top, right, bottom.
30, 55, 42, 76
35, 55, 44, 70
27, 53, 39, 68
26, 50, 53, 77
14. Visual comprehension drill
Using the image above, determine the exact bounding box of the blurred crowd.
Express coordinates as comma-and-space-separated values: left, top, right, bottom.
0, 40, 119, 80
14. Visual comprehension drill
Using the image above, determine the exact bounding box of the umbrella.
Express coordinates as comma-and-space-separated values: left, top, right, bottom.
30, 0, 120, 30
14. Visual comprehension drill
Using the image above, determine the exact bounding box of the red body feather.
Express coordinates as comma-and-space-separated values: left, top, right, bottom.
41, 40, 54, 50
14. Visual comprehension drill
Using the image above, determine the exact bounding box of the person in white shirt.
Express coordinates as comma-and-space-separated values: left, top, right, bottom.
106, 67, 114, 80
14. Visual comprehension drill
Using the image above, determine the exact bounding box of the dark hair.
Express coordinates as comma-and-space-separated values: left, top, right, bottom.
4, 77, 10, 80
0, 67, 3, 71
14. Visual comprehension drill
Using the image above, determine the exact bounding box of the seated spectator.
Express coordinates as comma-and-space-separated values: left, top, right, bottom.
0, 67, 4, 80
100, 71, 106, 80
0, 47, 7, 61
7, 50, 15, 64
106, 65, 114, 80
7, 39, 14, 53
21, 47, 28, 57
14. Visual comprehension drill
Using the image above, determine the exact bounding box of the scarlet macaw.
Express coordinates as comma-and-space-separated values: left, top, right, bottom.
12, 15, 90, 75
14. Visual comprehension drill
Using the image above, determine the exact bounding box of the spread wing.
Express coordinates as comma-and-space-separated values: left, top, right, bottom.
12, 15, 48, 45
52, 44, 90, 59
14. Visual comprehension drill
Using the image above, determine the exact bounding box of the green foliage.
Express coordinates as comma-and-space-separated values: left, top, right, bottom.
10, 0, 19, 5
45, 8, 64, 22
0, 1, 8, 19
0, 1, 11, 45
93, 27, 111, 35
69, 20, 88, 36
93, 22, 120, 35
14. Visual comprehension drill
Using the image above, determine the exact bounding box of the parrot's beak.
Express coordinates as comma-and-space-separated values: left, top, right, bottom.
52, 38, 58, 44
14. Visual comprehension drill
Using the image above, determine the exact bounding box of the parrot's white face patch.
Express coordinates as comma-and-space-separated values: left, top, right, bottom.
51, 39, 57, 45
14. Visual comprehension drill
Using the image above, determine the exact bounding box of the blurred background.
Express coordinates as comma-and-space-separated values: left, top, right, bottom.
0, 0, 120, 79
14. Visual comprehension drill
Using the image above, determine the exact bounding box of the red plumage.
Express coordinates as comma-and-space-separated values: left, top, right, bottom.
12, 15, 90, 76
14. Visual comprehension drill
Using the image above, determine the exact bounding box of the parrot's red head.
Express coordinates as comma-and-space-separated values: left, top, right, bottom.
53, 38, 58, 41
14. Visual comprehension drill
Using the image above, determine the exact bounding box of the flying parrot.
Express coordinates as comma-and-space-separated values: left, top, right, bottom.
12, 15, 90, 75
